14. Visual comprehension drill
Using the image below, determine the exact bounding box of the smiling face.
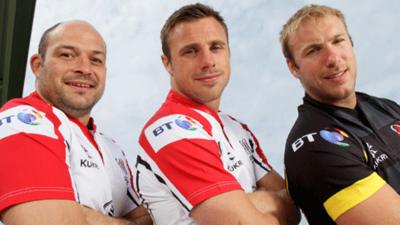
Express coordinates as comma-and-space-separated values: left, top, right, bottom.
287, 15, 357, 108
30, 21, 106, 123
162, 17, 230, 111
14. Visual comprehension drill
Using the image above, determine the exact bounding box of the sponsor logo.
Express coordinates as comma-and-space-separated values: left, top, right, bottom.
227, 150, 235, 161
292, 132, 317, 152
17, 109, 43, 125
0, 115, 14, 126
319, 128, 350, 147
153, 121, 173, 136
152, 115, 199, 136
366, 142, 388, 169
175, 116, 197, 131
227, 160, 243, 172
390, 121, 400, 135
80, 159, 99, 168
81, 145, 93, 159
103, 200, 114, 216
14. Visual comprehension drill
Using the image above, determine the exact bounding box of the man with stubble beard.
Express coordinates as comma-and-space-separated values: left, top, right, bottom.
0, 20, 151, 225
136, 3, 299, 225
282, 4, 400, 225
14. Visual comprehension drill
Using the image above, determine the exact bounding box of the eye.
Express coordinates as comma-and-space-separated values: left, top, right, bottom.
333, 38, 345, 45
60, 52, 74, 59
305, 48, 318, 56
211, 44, 223, 51
182, 47, 197, 56
91, 57, 104, 65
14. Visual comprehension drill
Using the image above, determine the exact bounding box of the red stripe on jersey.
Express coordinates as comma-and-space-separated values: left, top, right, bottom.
229, 115, 272, 169
167, 90, 223, 126
0, 92, 76, 213
0, 133, 75, 212
139, 133, 242, 207
68, 116, 102, 160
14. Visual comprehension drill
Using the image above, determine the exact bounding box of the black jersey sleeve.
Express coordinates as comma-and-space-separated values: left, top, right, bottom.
285, 125, 386, 222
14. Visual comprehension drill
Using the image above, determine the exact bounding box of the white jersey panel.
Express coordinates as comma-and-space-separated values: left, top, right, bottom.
52, 107, 137, 216
144, 114, 212, 152
0, 105, 57, 139
195, 110, 260, 192
137, 146, 196, 225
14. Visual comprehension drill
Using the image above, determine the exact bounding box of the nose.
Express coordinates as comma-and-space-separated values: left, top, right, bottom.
324, 45, 340, 68
74, 55, 93, 75
200, 49, 216, 70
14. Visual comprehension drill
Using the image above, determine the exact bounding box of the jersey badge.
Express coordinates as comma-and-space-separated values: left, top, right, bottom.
17, 109, 43, 125
319, 127, 350, 147
175, 115, 198, 131
0, 106, 57, 139
145, 114, 211, 152
390, 121, 400, 135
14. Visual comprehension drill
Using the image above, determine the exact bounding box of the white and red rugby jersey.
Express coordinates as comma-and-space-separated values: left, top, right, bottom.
0, 92, 139, 216
137, 90, 272, 225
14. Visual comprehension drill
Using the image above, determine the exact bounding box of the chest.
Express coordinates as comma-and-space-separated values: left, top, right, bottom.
203, 112, 259, 192
57, 118, 131, 216
356, 119, 400, 192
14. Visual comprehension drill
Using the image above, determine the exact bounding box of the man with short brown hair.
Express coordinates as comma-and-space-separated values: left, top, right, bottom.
136, 3, 299, 225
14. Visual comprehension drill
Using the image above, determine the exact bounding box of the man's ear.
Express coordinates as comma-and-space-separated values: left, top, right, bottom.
161, 55, 173, 76
30, 54, 43, 79
286, 58, 300, 79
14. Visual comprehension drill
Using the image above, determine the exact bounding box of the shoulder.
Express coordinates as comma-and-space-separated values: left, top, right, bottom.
0, 102, 58, 140
357, 92, 400, 115
139, 103, 213, 152
286, 103, 333, 151
284, 107, 365, 179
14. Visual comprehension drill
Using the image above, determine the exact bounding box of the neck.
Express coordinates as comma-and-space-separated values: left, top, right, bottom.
204, 99, 220, 112
309, 92, 357, 109
75, 114, 91, 126
35, 90, 92, 126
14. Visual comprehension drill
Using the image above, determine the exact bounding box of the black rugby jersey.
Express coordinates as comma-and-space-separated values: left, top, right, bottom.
285, 92, 400, 225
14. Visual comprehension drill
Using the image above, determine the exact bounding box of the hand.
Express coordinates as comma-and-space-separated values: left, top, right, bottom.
80, 206, 141, 225
80, 206, 112, 225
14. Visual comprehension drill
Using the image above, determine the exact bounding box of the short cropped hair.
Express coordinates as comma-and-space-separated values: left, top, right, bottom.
160, 3, 228, 60
38, 22, 62, 59
280, 4, 352, 66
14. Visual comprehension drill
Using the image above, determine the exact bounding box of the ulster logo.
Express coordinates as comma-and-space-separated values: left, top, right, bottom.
390, 121, 400, 135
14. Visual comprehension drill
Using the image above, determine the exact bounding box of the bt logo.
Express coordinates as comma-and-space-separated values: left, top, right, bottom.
17, 110, 43, 125
153, 121, 173, 136
0, 115, 14, 126
292, 132, 317, 152
153, 116, 198, 136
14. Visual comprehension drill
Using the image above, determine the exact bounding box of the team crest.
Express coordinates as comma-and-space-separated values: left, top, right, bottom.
390, 121, 400, 135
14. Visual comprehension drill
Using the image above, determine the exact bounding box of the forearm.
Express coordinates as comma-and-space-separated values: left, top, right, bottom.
81, 206, 152, 225
248, 190, 300, 225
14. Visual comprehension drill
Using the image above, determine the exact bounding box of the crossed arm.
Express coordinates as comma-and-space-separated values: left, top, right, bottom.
190, 170, 300, 225
1, 200, 152, 225
336, 184, 400, 225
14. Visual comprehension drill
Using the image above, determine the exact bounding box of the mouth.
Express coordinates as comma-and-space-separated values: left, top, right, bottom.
325, 68, 347, 80
65, 81, 95, 89
195, 73, 221, 84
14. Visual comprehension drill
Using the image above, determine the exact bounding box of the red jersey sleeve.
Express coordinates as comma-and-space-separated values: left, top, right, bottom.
0, 106, 75, 213
139, 113, 242, 208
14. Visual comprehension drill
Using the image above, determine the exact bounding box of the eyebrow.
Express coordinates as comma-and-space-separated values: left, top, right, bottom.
210, 40, 226, 46
178, 39, 227, 53
55, 45, 106, 56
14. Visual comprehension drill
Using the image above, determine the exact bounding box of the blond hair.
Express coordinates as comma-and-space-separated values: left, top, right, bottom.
280, 4, 351, 66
